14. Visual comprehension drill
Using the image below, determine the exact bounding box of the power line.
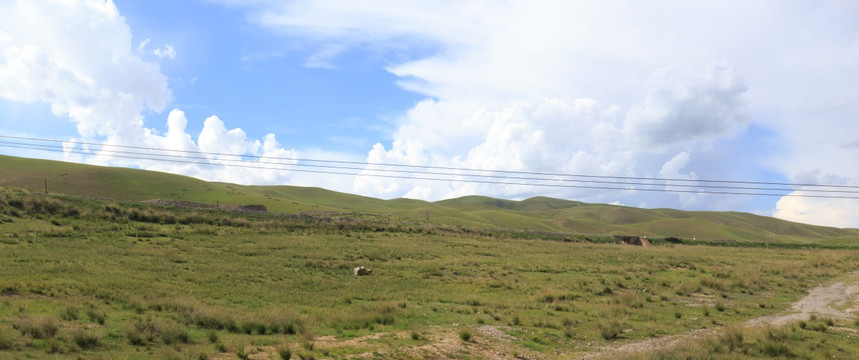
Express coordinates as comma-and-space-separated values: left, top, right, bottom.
4, 135, 856, 189
6, 139, 858, 195
1, 135, 858, 200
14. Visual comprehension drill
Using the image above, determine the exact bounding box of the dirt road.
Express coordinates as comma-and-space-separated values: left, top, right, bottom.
583, 271, 859, 359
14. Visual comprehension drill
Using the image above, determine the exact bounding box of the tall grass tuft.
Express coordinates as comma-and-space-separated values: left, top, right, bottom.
721, 326, 744, 351
598, 319, 622, 340
0, 326, 17, 350
72, 330, 101, 349
125, 317, 189, 346
13, 316, 58, 339
85, 307, 106, 325
276, 344, 293, 360
60, 304, 79, 321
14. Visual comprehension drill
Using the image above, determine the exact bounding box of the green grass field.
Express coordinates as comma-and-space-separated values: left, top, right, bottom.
2, 186, 859, 359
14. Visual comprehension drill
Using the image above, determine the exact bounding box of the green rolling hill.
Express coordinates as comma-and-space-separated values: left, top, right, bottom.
2, 154, 858, 244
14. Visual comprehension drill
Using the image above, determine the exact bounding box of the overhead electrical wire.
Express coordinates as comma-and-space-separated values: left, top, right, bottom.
3, 135, 855, 188
1, 135, 858, 200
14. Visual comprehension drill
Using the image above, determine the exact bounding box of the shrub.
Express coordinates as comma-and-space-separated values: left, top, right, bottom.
762, 341, 791, 357
302, 341, 314, 351
45, 337, 66, 354
159, 324, 190, 345
373, 314, 394, 325
125, 318, 188, 345
207, 331, 219, 344
459, 330, 472, 342
598, 319, 622, 340
73, 330, 100, 349
411, 331, 421, 340
721, 326, 744, 351
13, 317, 58, 339
236, 348, 251, 360
61, 305, 79, 321
277, 345, 293, 360
125, 329, 146, 346
86, 308, 106, 325
766, 327, 788, 342
240, 320, 267, 334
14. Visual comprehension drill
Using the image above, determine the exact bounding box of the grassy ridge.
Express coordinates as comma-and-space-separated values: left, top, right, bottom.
2, 154, 859, 246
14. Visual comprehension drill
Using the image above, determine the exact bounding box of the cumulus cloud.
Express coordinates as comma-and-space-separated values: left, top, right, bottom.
772, 170, 859, 228
0, 0, 297, 185
657, 152, 703, 207
353, 92, 729, 206
240, 0, 859, 227
135, 109, 298, 185
624, 65, 748, 146
774, 195, 859, 229
0, 0, 170, 141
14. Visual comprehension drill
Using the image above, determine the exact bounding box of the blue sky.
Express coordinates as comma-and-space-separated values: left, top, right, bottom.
1, 0, 858, 228
120, 0, 425, 153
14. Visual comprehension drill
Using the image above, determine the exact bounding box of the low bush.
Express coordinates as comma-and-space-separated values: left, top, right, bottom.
459, 329, 472, 342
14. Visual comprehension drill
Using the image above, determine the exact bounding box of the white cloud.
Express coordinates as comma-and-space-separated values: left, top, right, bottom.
0, 0, 298, 186
153, 44, 176, 60
772, 170, 859, 228
133, 109, 298, 186
353, 91, 734, 207
658, 152, 703, 207
0, 0, 170, 141
624, 65, 748, 146
774, 194, 859, 229
137, 38, 150, 53
240, 0, 859, 227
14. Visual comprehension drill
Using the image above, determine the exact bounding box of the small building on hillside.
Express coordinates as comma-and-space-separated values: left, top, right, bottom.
613, 235, 651, 247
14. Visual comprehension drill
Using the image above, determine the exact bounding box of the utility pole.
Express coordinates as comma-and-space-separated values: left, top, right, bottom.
425, 210, 430, 224
44, 178, 48, 194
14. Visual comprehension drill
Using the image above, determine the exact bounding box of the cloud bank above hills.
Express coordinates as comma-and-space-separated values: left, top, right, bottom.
2, 0, 858, 227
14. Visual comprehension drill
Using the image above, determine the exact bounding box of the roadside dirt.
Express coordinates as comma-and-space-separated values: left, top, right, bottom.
582, 271, 859, 359
747, 271, 859, 326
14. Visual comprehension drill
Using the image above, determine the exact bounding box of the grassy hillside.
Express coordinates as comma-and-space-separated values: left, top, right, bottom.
2, 154, 858, 245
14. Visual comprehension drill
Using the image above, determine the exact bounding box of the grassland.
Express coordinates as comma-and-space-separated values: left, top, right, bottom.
2, 187, 859, 359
